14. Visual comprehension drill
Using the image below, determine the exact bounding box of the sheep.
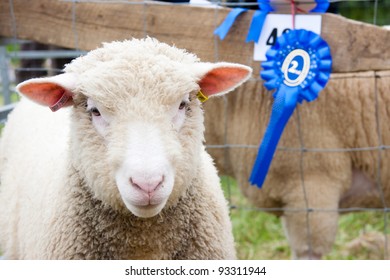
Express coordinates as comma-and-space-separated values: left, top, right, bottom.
0, 37, 252, 259
204, 70, 390, 259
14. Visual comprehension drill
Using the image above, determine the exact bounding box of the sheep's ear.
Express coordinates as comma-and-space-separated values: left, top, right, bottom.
16, 73, 76, 112
194, 62, 252, 98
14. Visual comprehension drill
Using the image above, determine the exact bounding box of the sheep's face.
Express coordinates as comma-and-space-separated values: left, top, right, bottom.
16, 38, 252, 218
77, 88, 200, 218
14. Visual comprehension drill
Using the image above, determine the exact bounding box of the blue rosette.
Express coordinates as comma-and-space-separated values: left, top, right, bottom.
249, 29, 332, 188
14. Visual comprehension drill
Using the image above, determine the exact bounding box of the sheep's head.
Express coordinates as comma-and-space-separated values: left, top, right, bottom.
16, 38, 252, 218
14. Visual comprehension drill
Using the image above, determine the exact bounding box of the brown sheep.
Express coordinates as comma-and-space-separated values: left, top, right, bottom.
204, 70, 390, 259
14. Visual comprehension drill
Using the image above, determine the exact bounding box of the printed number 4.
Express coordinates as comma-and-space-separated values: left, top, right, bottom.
266, 28, 291, 46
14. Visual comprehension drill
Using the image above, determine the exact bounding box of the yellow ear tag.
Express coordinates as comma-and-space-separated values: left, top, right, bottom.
197, 90, 208, 103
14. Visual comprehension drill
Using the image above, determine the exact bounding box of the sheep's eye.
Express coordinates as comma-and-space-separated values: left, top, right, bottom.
90, 107, 101, 117
179, 101, 186, 110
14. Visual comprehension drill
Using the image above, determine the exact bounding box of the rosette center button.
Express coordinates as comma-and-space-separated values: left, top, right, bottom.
281, 49, 311, 87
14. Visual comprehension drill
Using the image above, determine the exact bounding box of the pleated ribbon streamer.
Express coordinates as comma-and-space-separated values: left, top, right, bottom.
249, 29, 332, 188
214, 0, 329, 43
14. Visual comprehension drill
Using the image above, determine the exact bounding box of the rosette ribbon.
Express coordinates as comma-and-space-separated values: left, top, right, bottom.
249, 29, 332, 188
214, 0, 329, 43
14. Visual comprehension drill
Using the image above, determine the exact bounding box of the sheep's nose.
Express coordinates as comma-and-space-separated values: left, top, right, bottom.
130, 175, 164, 193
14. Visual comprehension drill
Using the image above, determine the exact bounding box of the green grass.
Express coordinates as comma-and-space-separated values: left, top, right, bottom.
221, 176, 388, 260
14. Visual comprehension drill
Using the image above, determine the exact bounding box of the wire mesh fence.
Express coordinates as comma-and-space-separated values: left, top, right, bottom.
1, 0, 390, 259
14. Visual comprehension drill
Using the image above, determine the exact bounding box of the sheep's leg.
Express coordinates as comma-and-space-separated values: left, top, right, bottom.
281, 176, 344, 259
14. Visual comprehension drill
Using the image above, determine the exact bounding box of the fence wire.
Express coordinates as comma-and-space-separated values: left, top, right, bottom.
1, 0, 390, 259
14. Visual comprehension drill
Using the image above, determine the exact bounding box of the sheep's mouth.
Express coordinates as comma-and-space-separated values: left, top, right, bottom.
135, 204, 160, 210
127, 200, 168, 218
131, 198, 165, 207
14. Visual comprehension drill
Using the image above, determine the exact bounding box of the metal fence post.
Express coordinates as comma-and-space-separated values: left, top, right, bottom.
0, 45, 11, 105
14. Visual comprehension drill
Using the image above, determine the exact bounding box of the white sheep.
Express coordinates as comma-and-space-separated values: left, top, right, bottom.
204, 70, 390, 259
0, 37, 252, 259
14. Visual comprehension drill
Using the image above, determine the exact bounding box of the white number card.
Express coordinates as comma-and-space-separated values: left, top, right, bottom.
254, 14, 322, 61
